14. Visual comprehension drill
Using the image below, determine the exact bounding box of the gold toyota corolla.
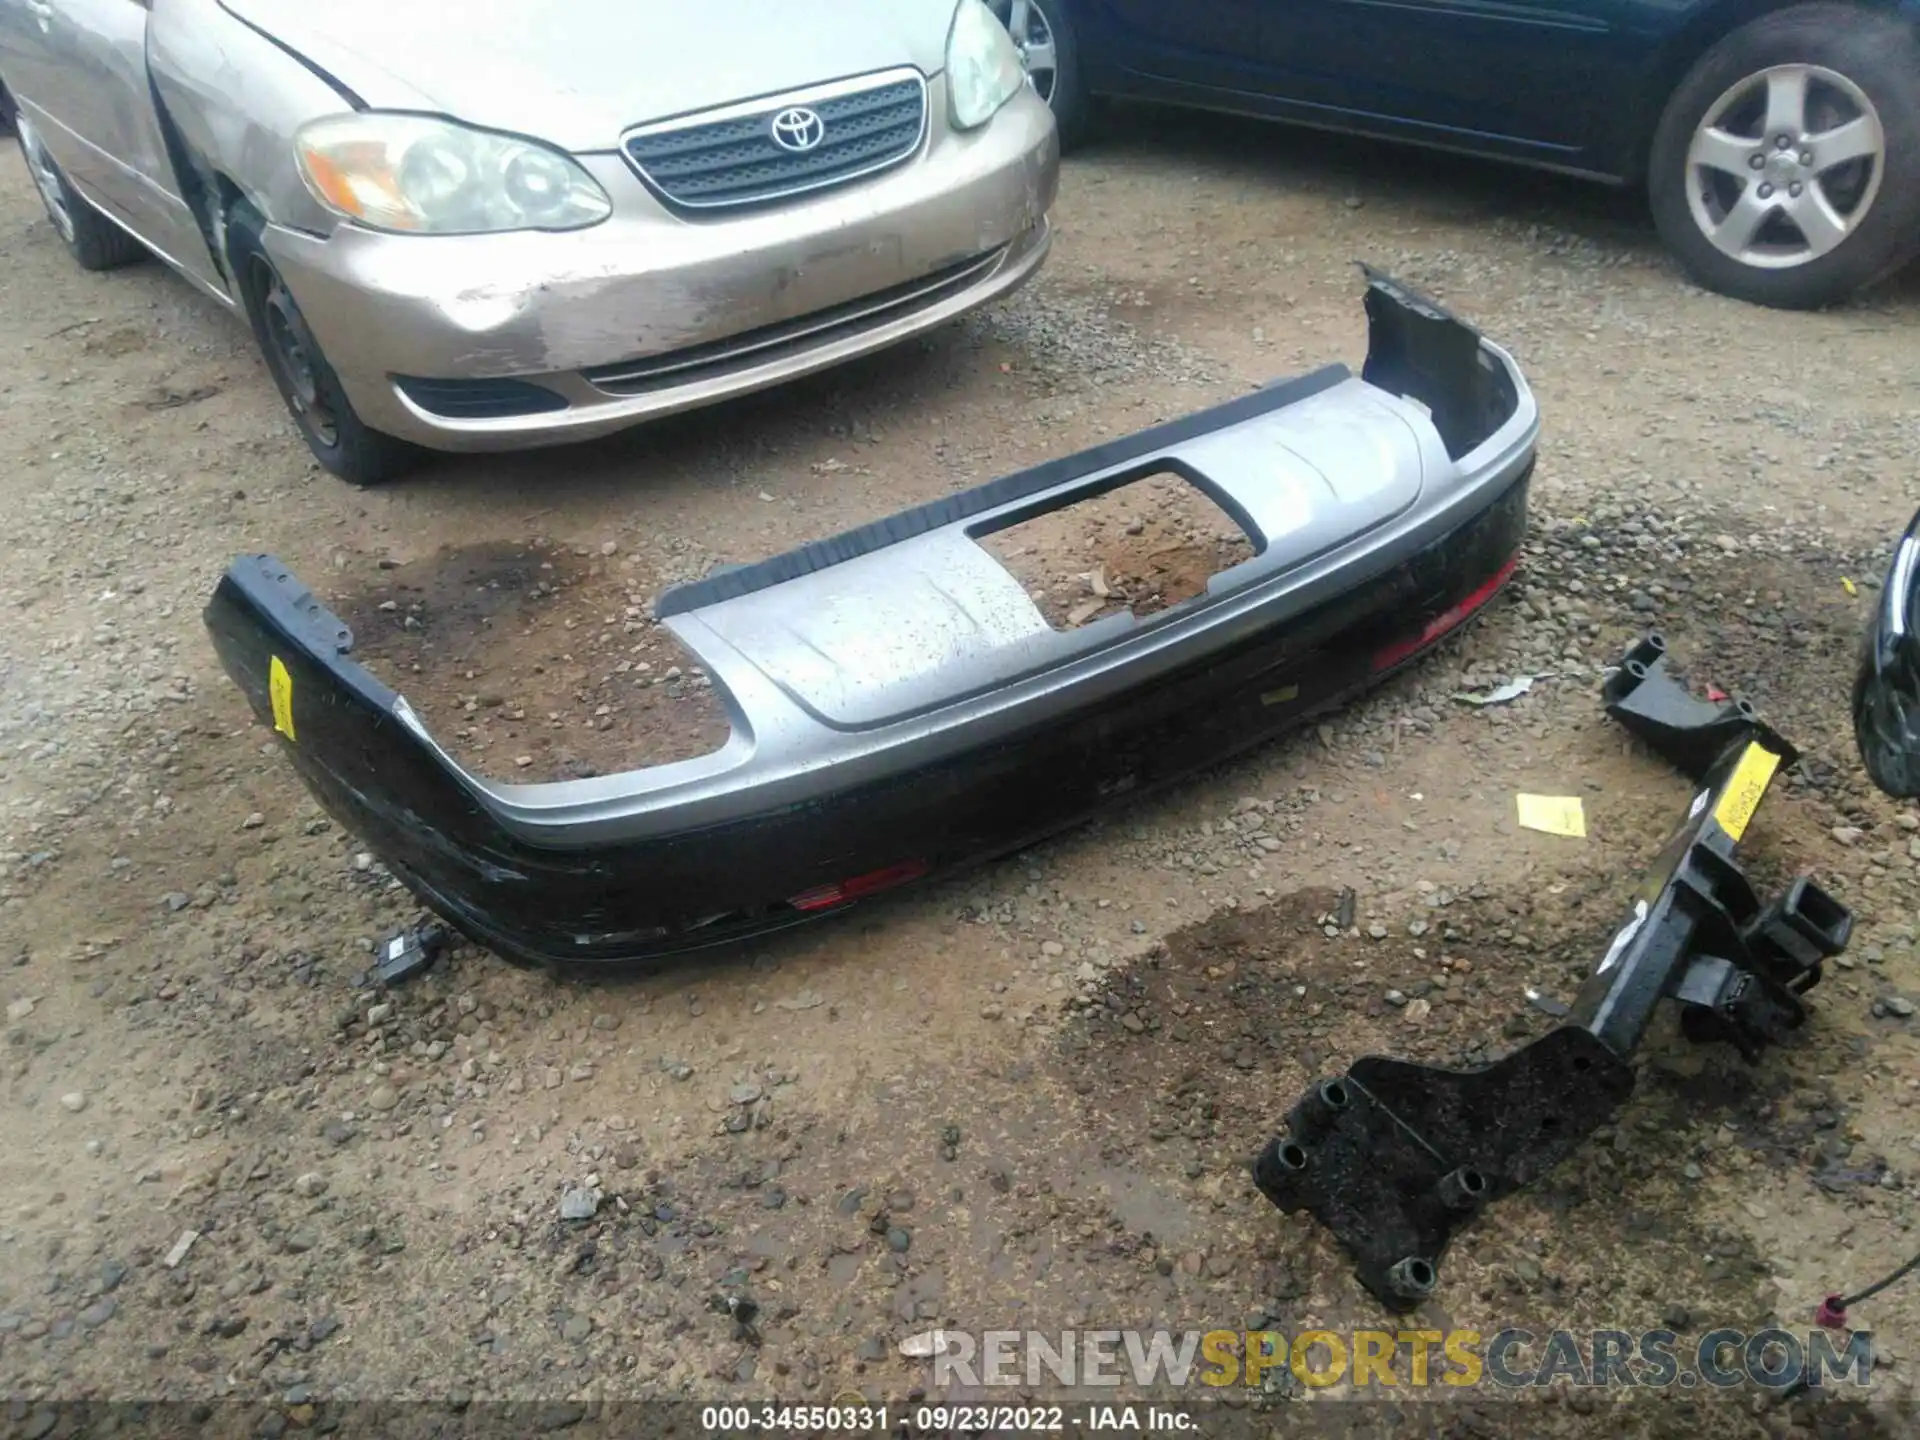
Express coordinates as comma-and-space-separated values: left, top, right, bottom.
0, 0, 1059, 482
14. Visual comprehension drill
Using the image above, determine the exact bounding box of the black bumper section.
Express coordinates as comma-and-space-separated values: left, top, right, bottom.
204, 476, 1527, 970
1254, 635, 1853, 1310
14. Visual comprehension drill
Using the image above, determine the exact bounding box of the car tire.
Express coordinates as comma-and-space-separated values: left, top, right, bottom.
14, 114, 146, 272
1648, 4, 1920, 309
226, 202, 417, 486
993, 0, 1097, 148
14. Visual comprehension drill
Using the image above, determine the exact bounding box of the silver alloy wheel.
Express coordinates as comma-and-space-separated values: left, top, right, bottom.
15, 115, 75, 243
998, 0, 1059, 105
1685, 63, 1886, 271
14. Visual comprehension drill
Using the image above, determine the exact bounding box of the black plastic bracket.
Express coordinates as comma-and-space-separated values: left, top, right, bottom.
1602, 632, 1797, 781
366, 922, 449, 987
1254, 635, 1853, 1310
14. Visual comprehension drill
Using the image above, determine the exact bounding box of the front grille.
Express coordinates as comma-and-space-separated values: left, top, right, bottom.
583, 248, 1006, 396
622, 71, 927, 211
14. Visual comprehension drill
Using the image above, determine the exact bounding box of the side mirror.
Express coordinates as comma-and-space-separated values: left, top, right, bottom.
1854, 509, 1920, 798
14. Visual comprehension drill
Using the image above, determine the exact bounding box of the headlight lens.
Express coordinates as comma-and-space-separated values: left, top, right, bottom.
947, 0, 1027, 130
294, 114, 612, 235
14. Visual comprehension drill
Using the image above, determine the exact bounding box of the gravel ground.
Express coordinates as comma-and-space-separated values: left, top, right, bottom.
3, 107, 1920, 1437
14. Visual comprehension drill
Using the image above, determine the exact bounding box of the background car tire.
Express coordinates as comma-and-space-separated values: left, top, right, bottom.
226, 202, 417, 486
992, 0, 1096, 148
1648, 4, 1920, 309
14, 115, 146, 272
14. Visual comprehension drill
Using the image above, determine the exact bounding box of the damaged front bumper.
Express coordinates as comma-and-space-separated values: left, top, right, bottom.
204, 272, 1538, 969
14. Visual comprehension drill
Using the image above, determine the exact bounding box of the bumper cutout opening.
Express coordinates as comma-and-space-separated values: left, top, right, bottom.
972, 465, 1258, 629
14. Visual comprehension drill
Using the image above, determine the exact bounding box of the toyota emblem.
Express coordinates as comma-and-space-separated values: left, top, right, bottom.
769, 106, 827, 153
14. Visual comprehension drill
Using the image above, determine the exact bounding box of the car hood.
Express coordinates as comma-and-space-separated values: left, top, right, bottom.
219, 0, 956, 153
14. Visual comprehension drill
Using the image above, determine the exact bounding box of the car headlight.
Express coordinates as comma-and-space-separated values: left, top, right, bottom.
947, 0, 1027, 130
294, 114, 612, 235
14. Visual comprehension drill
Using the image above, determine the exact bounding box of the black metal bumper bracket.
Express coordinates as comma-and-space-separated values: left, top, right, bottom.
1254, 633, 1853, 1310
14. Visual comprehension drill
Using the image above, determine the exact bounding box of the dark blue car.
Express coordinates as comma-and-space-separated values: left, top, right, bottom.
992, 0, 1920, 309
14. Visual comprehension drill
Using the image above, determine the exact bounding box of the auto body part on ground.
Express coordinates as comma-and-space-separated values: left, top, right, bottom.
203, 271, 1537, 969
1255, 633, 1855, 1311
1854, 506, 1920, 799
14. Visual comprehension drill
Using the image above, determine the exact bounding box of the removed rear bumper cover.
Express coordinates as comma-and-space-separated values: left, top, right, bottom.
203, 272, 1539, 968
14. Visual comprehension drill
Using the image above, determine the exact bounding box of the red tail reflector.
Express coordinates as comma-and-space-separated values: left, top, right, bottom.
789, 859, 930, 912
1371, 554, 1518, 671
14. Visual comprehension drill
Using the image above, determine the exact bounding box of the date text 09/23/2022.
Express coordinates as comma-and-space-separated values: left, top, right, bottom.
699, 1407, 1193, 1434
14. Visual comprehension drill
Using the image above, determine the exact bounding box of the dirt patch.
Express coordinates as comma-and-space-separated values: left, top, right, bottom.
335, 540, 731, 780
975, 469, 1255, 629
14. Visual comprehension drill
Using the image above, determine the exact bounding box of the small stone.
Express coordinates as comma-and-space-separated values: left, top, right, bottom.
1663, 1305, 1691, 1331
310, 1316, 341, 1343
59, 1091, 87, 1113
1120, 1012, 1146, 1034
1832, 826, 1865, 847
1367, 923, 1388, 940
163, 1230, 199, 1268
1713, 535, 1740, 554
7, 997, 34, 1021
293, 1172, 328, 1199
1885, 996, 1916, 1018
1040, 941, 1064, 958
591, 1013, 620, 1031
532, 1402, 588, 1432
600, 540, 619, 557
887, 1189, 916, 1213
1403, 998, 1432, 1024
560, 1185, 603, 1221
885, 1226, 912, 1254
162, 891, 191, 912
242, 812, 265, 830
1383, 989, 1407, 1007
729, 1083, 764, 1105
283, 1228, 319, 1254
366, 1084, 399, 1112
1343, 195, 1364, 210
561, 1313, 593, 1342
78, 1298, 117, 1329
97, 1260, 128, 1293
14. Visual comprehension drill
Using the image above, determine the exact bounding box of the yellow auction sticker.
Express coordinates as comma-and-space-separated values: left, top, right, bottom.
269, 655, 296, 742
1712, 742, 1780, 841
